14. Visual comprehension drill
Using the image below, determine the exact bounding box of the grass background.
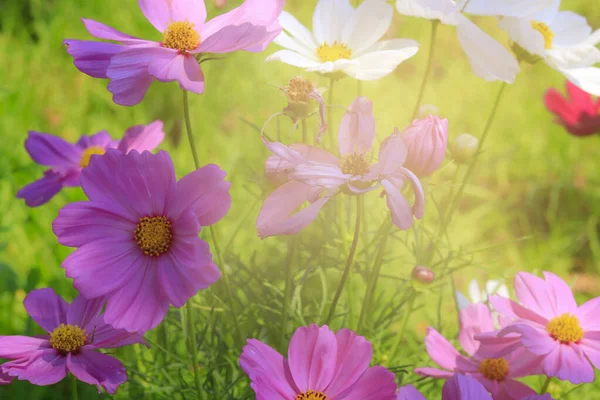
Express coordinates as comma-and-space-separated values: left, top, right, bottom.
1, 0, 600, 398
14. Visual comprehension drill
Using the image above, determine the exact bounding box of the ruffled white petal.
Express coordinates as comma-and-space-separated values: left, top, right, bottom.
462, 0, 558, 18
342, 0, 393, 54
266, 50, 323, 68
395, 0, 458, 26
345, 39, 419, 80
313, 0, 355, 44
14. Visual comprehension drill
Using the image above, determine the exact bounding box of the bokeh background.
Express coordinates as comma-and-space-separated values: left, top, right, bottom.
1, 0, 600, 398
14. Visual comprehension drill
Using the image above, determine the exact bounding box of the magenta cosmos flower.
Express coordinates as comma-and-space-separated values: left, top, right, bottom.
475, 271, 600, 385
64, 0, 284, 106
240, 324, 398, 400
52, 149, 231, 333
257, 96, 425, 237
397, 374, 499, 400
415, 303, 541, 400
545, 80, 600, 136
401, 115, 449, 178
0, 288, 145, 393
17, 120, 164, 207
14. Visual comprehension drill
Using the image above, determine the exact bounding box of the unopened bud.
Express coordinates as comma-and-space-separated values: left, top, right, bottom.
450, 133, 479, 164
412, 265, 435, 284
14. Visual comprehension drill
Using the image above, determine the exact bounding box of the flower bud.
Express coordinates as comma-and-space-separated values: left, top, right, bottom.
412, 265, 435, 284
450, 133, 479, 164
401, 116, 448, 177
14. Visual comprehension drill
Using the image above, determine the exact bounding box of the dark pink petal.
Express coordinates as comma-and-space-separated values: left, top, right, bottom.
489, 296, 548, 325
381, 179, 414, 230
541, 344, 594, 384
117, 120, 165, 153
3, 350, 68, 386
82, 18, 147, 45
542, 271, 578, 314
459, 303, 495, 356
257, 181, 329, 238
0, 336, 48, 358
287, 325, 337, 392
106, 47, 159, 106
337, 96, 376, 157
442, 374, 492, 400
103, 259, 170, 333
335, 366, 397, 400
16, 170, 65, 207
66, 295, 104, 330
495, 378, 537, 400
85, 320, 147, 350
24, 288, 68, 333
239, 339, 297, 399
172, 164, 231, 226
414, 367, 454, 379
147, 51, 205, 94
370, 129, 407, 177
575, 297, 600, 331
422, 327, 470, 372
63, 40, 123, 79
514, 272, 558, 319
138, 0, 207, 32
25, 131, 81, 168
397, 384, 426, 400
67, 351, 127, 394
288, 164, 351, 189
325, 329, 372, 397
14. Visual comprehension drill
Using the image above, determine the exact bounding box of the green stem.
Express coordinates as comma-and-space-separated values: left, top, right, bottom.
301, 119, 308, 144
280, 238, 297, 351
390, 291, 417, 361
182, 90, 201, 168
186, 302, 202, 399
324, 195, 362, 325
411, 21, 439, 120
70, 374, 78, 400
540, 376, 552, 394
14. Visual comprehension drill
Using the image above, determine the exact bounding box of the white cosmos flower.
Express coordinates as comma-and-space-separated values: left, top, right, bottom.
266, 0, 420, 80
496, 0, 600, 95
455, 279, 509, 310
396, 0, 557, 83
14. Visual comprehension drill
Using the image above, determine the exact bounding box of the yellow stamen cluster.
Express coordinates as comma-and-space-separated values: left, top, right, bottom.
163, 20, 200, 52
531, 21, 554, 50
478, 358, 510, 381
282, 76, 316, 103
341, 153, 370, 176
296, 391, 329, 400
316, 41, 352, 62
80, 146, 106, 168
134, 216, 173, 257
547, 313, 584, 343
49, 324, 87, 354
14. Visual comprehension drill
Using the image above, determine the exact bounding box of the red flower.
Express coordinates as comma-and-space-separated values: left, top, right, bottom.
545, 81, 600, 136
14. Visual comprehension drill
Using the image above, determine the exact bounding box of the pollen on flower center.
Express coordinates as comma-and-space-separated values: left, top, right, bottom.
316, 41, 352, 62
547, 313, 584, 343
80, 146, 106, 168
134, 216, 173, 257
162, 20, 200, 52
531, 21, 554, 50
295, 390, 329, 400
341, 153, 371, 176
478, 358, 509, 381
283, 76, 316, 103
49, 323, 87, 354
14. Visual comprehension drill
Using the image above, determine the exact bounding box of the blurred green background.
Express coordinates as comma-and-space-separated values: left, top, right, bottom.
1, 0, 600, 398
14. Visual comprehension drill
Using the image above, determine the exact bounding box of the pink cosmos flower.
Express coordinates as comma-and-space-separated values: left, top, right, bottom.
52, 149, 231, 333
442, 374, 493, 400
545, 80, 600, 136
475, 271, 600, 385
415, 303, 540, 400
401, 116, 449, 177
64, 0, 284, 106
17, 120, 165, 207
0, 288, 145, 393
257, 96, 425, 237
240, 324, 398, 400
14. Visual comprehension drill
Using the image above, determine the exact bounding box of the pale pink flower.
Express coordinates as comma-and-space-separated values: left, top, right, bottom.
476, 271, 600, 385
401, 115, 448, 177
257, 96, 425, 237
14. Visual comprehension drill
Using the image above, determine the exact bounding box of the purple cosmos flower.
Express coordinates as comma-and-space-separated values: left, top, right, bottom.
52, 149, 231, 333
240, 324, 398, 399
17, 120, 165, 207
442, 374, 493, 400
0, 288, 145, 393
397, 384, 426, 400
64, 0, 284, 106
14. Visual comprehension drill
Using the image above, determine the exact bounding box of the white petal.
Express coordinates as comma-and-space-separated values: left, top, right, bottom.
546, 45, 600, 69
274, 31, 319, 60
530, 0, 561, 23
550, 11, 592, 47
556, 66, 600, 96
498, 17, 545, 56
305, 58, 358, 74
485, 280, 508, 298
395, 0, 458, 25
341, 0, 393, 54
313, 0, 355, 44
280, 11, 318, 49
344, 39, 419, 80
585, 29, 600, 46
456, 14, 519, 83
463, 0, 558, 18
266, 50, 323, 69
468, 280, 482, 303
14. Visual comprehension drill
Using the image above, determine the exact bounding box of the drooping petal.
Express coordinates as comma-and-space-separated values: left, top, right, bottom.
117, 120, 165, 153
287, 324, 337, 393
63, 40, 123, 79
24, 288, 69, 333
458, 303, 495, 356
3, 349, 68, 386
0, 336, 48, 358
335, 366, 397, 400
138, 0, 206, 32
381, 179, 413, 230
147, 50, 205, 93
67, 351, 127, 394
338, 96, 376, 156
106, 46, 161, 106
397, 384, 426, 400
575, 297, 600, 331
325, 329, 373, 397
442, 374, 492, 400
16, 170, 66, 207
541, 343, 595, 384
313, 0, 355, 45
344, 39, 419, 80
24, 131, 81, 168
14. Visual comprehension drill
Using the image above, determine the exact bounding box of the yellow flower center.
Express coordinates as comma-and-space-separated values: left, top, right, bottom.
283, 76, 316, 103
478, 358, 510, 381
296, 391, 328, 400
134, 216, 173, 257
80, 146, 106, 168
531, 21, 554, 50
49, 324, 87, 354
547, 313, 584, 343
341, 153, 371, 176
316, 41, 352, 62
162, 20, 200, 53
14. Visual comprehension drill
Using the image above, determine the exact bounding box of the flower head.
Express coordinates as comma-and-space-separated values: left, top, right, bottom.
267, 0, 419, 80
64, 0, 284, 106
401, 116, 448, 177
257, 96, 425, 238
280, 76, 328, 141
240, 324, 398, 399
52, 149, 231, 333
545, 80, 600, 136
475, 271, 600, 384
0, 288, 145, 393
17, 120, 165, 207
